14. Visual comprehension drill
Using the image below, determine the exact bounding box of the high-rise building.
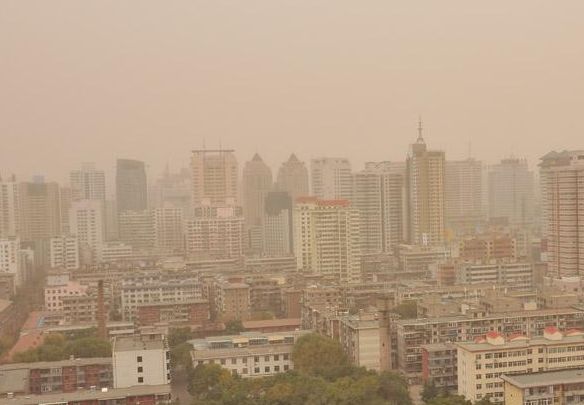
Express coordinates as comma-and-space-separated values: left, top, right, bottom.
352, 165, 406, 255
153, 205, 184, 254
540, 150, 584, 278
294, 197, 361, 283
69, 199, 105, 263
70, 162, 106, 201
191, 149, 239, 206
444, 158, 484, 234
242, 153, 273, 254
488, 157, 534, 225
0, 237, 32, 287
116, 159, 147, 213
185, 205, 244, 259
263, 191, 294, 256
311, 158, 353, 201
59, 186, 72, 235
0, 175, 19, 238
18, 180, 62, 241
406, 122, 446, 246
150, 167, 192, 215
276, 154, 309, 203
118, 210, 155, 252
49, 235, 80, 270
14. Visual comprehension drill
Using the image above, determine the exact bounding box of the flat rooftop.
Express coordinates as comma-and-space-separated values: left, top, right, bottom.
502, 369, 584, 388
113, 336, 166, 352
3, 384, 171, 405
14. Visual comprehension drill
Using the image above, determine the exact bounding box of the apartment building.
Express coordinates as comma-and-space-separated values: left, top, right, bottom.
120, 272, 202, 321
190, 331, 309, 378
136, 300, 210, 327
421, 342, 458, 392
456, 261, 533, 291
61, 294, 101, 324
338, 312, 382, 371
44, 280, 88, 312
398, 244, 451, 279
49, 235, 80, 270
458, 327, 584, 403
112, 334, 170, 388
502, 368, 584, 405
213, 280, 251, 321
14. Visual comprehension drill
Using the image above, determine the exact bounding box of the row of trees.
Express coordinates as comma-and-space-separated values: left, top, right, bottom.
12, 330, 111, 363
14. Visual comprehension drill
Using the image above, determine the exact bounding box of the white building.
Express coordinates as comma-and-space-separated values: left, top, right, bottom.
191, 149, 239, 206
118, 210, 155, 252
0, 176, 20, 238
457, 327, 584, 403
294, 197, 361, 283
456, 261, 533, 290
112, 334, 170, 388
70, 162, 106, 201
190, 331, 309, 378
185, 206, 244, 259
311, 157, 353, 201
153, 205, 184, 254
540, 150, 584, 278
49, 235, 80, 270
44, 280, 88, 312
98, 241, 133, 263
488, 158, 534, 225
69, 199, 105, 263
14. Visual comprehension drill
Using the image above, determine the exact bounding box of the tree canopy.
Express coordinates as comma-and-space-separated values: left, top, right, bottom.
12, 332, 111, 363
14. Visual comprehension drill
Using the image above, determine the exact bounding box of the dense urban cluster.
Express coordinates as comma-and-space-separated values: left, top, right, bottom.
1, 127, 584, 404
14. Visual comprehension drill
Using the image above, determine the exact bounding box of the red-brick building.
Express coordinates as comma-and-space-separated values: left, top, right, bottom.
136, 300, 210, 327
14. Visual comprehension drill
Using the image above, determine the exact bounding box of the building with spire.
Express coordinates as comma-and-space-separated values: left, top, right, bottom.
406, 119, 446, 246
276, 154, 309, 204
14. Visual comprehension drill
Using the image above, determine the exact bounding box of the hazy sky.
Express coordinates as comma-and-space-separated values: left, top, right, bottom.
1, 1, 583, 185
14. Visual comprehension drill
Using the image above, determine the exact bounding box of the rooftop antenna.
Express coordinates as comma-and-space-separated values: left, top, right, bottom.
416, 116, 424, 143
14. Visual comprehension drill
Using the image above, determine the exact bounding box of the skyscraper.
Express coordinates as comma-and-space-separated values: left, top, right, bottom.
353, 164, 405, 254
406, 121, 446, 246
276, 154, 309, 203
488, 158, 534, 225
540, 150, 584, 278
0, 175, 19, 238
242, 153, 273, 253
263, 191, 294, 257
70, 163, 106, 201
310, 157, 353, 201
294, 197, 361, 283
69, 200, 105, 264
191, 149, 239, 206
116, 159, 148, 213
153, 205, 184, 254
18, 180, 62, 241
444, 158, 484, 234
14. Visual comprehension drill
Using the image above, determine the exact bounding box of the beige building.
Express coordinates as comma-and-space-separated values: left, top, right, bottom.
191, 149, 239, 206
444, 158, 484, 234
242, 153, 273, 253
540, 150, 584, 278
213, 280, 251, 321
69, 199, 105, 263
457, 327, 584, 403
310, 157, 353, 201
70, 162, 106, 202
406, 122, 446, 246
112, 334, 170, 388
153, 205, 184, 254
118, 209, 155, 252
0, 176, 19, 238
18, 180, 61, 241
339, 312, 382, 371
294, 197, 362, 283
502, 368, 584, 405
276, 154, 309, 203
488, 157, 534, 225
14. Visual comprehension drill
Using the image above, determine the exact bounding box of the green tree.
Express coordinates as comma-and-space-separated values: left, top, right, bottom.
427, 394, 472, 405
169, 327, 193, 348
224, 320, 244, 335
474, 398, 494, 405
189, 363, 233, 400
378, 371, 412, 405
171, 342, 193, 369
66, 337, 112, 358
291, 334, 350, 378
422, 381, 440, 403
391, 300, 417, 319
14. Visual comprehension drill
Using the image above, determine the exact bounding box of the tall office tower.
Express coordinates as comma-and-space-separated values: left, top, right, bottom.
242, 154, 273, 253
293, 197, 361, 283
49, 235, 80, 270
18, 180, 62, 241
69, 200, 105, 263
185, 205, 244, 259
150, 167, 192, 214
153, 205, 184, 254
70, 163, 106, 201
59, 186, 72, 235
540, 150, 584, 278
191, 149, 239, 206
311, 157, 353, 201
0, 175, 20, 238
353, 165, 405, 254
488, 158, 534, 225
406, 121, 446, 246
104, 200, 118, 240
118, 210, 155, 251
276, 154, 309, 203
116, 159, 147, 213
444, 158, 484, 235
263, 191, 294, 256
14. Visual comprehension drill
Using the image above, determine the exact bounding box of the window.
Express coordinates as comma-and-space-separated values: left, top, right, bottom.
254, 367, 260, 374
274, 366, 280, 372
138, 377, 144, 383
242, 368, 248, 374
284, 365, 289, 371
254, 356, 260, 362
265, 366, 270, 373
221, 359, 226, 365
137, 367, 143, 373
137, 356, 143, 363
274, 355, 279, 361
283, 354, 289, 360
265, 355, 270, 361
